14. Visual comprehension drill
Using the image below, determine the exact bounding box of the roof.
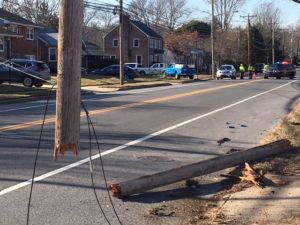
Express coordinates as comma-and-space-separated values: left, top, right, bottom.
130, 20, 162, 39
39, 28, 58, 46
0, 27, 22, 37
84, 41, 109, 56
0, 8, 37, 27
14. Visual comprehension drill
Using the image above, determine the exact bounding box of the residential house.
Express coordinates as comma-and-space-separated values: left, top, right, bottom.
39, 27, 109, 71
0, 8, 40, 60
104, 15, 164, 67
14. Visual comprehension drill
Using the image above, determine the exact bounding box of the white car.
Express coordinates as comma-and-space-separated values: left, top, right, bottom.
124, 62, 167, 75
216, 65, 236, 80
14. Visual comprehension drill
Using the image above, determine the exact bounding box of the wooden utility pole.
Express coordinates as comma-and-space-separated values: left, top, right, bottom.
211, 0, 215, 79
247, 15, 251, 66
282, 30, 285, 59
110, 140, 291, 198
119, 0, 124, 85
241, 14, 256, 66
54, 0, 83, 160
290, 30, 294, 62
272, 20, 275, 64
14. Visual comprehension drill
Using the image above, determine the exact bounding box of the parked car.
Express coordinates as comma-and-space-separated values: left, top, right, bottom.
253, 63, 265, 73
0, 59, 51, 87
216, 65, 236, 80
149, 63, 167, 75
264, 61, 296, 79
164, 63, 196, 80
124, 62, 167, 75
91, 65, 137, 79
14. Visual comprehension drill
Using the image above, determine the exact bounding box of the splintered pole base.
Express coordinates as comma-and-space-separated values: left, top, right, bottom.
54, 143, 79, 160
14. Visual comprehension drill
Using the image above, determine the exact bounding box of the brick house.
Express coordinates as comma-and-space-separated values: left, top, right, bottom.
39, 27, 109, 71
104, 15, 164, 67
0, 8, 39, 60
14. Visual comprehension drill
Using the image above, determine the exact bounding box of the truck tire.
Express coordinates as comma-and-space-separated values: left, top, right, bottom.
189, 75, 194, 80
175, 72, 180, 80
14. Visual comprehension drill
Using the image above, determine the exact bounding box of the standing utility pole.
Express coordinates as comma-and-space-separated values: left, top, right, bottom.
290, 30, 294, 62
54, 0, 83, 160
119, 0, 124, 85
282, 30, 285, 59
241, 14, 256, 66
211, 0, 215, 79
272, 20, 275, 64
247, 15, 251, 66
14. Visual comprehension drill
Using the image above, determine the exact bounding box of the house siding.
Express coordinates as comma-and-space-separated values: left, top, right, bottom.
10, 26, 38, 59
104, 15, 163, 67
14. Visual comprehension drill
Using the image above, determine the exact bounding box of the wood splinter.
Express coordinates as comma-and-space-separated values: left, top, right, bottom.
54, 143, 79, 161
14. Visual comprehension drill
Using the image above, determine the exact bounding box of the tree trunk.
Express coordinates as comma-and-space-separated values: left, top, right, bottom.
54, 0, 83, 160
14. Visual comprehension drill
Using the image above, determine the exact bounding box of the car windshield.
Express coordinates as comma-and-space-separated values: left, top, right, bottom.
220, 66, 231, 70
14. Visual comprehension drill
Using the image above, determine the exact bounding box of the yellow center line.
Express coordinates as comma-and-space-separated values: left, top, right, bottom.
0, 79, 263, 132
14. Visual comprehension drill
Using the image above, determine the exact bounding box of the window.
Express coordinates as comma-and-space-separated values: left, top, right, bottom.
158, 40, 162, 49
133, 39, 139, 48
113, 39, 119, 48
149, 55, 153, 65
10, 25, 18, 33
110, 55, 116, 59
136, 55, 142, 65
0, 37, 4, 52
154, 40, 158, 49
49, 48, 57, 62
150, 39, 154, 48
26, 27, 34, 40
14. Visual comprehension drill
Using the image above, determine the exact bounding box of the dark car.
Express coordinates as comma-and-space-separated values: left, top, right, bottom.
91, 65, 137, 79
253, 63, 265, 73
0, 59, 51, 87
264, 62, 296, 79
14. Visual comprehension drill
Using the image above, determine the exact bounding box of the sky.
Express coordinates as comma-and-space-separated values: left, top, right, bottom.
190, 0, 300, 27
93, 0, 300, 28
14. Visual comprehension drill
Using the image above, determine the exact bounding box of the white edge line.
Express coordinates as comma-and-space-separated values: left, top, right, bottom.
0, 80, 297, 196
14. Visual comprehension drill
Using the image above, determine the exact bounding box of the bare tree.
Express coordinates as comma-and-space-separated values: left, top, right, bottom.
128, 0, 190, 33
0, 0, 20, 13
207, 0, 244, 30
17, 0, 59, 28
254, 1, 281, 33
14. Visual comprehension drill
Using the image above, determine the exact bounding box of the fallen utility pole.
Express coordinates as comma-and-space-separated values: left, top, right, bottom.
110, 140, 291, 198
54, 0, 83, 160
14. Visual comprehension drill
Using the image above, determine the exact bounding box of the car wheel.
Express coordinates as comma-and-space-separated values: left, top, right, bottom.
175, 72, 180, 80
23, 77, 34, 87
124, 74, 129, 80
34, 82, 43, 87
139, 71, 146, 76
276, 75, 281, 79
264, 75, 268, 79
217, 77, 220, 80
189, 75, 194, 80
289, 74, 295, 79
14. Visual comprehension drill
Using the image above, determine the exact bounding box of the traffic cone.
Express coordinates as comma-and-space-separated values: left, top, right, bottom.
253, 72, 256, 79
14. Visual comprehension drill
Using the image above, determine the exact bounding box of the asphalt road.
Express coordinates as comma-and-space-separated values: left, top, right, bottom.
0, 73, 300, 225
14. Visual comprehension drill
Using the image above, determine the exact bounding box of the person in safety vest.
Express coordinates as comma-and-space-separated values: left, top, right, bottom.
239, 64, 245, 79
263, 63, 269, 73
248, 64, 253, 79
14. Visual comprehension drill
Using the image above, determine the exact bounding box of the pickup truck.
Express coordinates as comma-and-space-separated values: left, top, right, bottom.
124, 63, 166, 75
164, 63, 196, 80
